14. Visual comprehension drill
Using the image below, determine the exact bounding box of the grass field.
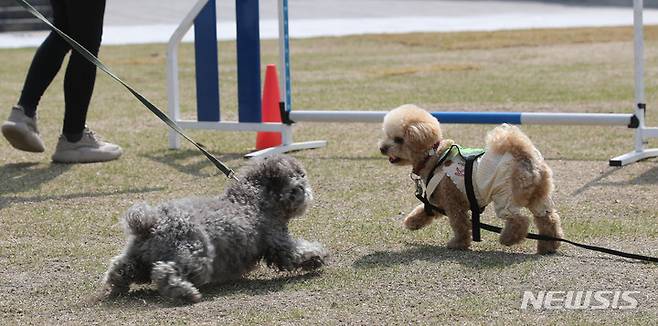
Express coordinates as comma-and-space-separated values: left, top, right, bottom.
1, 26, 657, 324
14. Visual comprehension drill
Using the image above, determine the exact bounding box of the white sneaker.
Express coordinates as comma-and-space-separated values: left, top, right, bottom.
52, 128, 122, 163
1, 106, 45, 153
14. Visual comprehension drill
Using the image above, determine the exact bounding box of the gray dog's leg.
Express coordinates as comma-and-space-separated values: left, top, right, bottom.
150, 239, 214, 303
103, 254, 148, 296
265, 237, 328, 272
151, 261, 202, 303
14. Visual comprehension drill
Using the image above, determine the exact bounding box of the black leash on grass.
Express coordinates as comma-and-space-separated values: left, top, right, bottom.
16, 0, 239, 181
418, 148, 658, 263
477, 222, 658, 263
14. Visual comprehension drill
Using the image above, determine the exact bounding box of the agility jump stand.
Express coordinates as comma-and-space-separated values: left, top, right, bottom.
286, 0, 658, 166
170, 0, 656, 165
166, 0, 326, 157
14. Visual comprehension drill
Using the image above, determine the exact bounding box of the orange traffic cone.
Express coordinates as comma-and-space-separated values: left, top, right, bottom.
255, 64, 283, 150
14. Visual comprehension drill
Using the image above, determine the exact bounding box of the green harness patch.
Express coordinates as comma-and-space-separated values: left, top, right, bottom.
451, 145, 486, 162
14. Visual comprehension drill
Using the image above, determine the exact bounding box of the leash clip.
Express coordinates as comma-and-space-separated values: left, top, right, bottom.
409, 172, 422, 181
228, 171, 241, 182
410, 173, 425, 197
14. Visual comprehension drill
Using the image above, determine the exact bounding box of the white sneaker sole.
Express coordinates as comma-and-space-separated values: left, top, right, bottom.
1, 122, 45, 153
52, 148, 122, 163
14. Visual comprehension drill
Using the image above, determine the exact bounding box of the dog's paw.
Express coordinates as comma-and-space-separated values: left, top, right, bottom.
446, 238, 470, 250
499, 232, 526, 246
102, 283, 129, 298
184, 289, 203, 303
403, 215, 430, 231
299, 255, 325, 271
537, 240, 560, 255
499, 217, 529, 246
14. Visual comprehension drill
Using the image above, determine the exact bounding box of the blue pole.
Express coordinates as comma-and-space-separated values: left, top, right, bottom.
236, 0, 262, 123
431, 112, 522, 124
193, 0, 220, 122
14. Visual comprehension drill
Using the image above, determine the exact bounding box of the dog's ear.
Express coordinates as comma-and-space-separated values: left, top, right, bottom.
405, 121, 440, 147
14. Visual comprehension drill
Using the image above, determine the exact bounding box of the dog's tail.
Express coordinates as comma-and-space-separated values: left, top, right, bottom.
485, 124, 552, 197
485, 124, 543, 162
121, 203, 159, 237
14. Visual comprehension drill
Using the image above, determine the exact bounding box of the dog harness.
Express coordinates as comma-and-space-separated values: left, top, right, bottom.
413, 144, 487, 241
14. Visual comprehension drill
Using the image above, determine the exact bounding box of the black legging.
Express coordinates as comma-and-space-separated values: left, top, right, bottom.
18, 0, 106, 138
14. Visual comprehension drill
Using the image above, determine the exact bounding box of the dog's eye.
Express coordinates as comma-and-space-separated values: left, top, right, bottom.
393, 137, 404, 144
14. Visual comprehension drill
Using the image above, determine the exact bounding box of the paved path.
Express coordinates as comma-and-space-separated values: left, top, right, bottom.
2, 0, 658, 48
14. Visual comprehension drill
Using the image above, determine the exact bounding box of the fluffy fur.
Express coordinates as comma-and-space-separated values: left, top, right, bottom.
379, 104, 563, 254
103, 155, 328, 302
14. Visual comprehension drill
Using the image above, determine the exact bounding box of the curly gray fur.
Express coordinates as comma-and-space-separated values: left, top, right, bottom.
103, 155, 328, 303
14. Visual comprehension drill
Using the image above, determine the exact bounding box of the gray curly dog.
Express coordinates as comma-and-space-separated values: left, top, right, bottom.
103, 155, 328, 302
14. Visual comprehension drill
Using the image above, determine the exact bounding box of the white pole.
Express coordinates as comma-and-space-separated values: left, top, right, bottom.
166, 0, 210, 149
166, 48, 181, 149
521, 113, 633, 125
633, 0, 646, 152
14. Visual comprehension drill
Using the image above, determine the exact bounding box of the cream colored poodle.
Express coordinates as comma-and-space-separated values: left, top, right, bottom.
378, 104, 563, 254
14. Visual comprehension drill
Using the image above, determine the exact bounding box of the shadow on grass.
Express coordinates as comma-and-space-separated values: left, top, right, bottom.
99, 271, 323, 307
142, 149, 245, 177
202, 271, 323, 297
0, 162, 70, 209
0, 187, 165, 210
572, 163, 658, 195
353, 242, 541, 270
0, 162, 164, 210
301, 155, 383, 161
0, 162, 71, 194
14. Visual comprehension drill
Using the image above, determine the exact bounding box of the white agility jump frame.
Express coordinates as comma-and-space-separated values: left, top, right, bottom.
166, 0, 326, 157
168, 0, 657, 165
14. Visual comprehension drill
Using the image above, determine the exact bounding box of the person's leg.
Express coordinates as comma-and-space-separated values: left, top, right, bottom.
2, 0, 69, 152
61, 0, 106, 141
17, 0, 71, 117
51, 0, 121, 163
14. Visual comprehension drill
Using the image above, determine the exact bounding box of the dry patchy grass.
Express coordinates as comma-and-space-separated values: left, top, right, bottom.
0, 26, 657, 324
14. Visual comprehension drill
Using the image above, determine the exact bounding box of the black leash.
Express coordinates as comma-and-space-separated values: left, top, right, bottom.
16, 0, 238, 181
478, 222, 658, 262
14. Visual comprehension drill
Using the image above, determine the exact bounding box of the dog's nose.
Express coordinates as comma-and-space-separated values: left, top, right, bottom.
380, 145, 389, 155
291, 185, 305, 199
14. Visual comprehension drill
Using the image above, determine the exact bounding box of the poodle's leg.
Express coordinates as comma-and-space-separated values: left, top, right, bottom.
103, 254, 144, 297
292, 239, 330, 271
265, 235, 328, 272
529, 197, 563, 254
151, 237, 214, 303
492, 192, 529, 246
499, 213, 530, 246
403, 204, 437, 230
444, 209, 471, 250
173, 236, 215, 287
151, 261, 202, 303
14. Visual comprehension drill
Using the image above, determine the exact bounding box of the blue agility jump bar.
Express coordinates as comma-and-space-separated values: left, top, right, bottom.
288, 110, 633, 126
193, 0, 220, 122
431, 112, 521, 124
